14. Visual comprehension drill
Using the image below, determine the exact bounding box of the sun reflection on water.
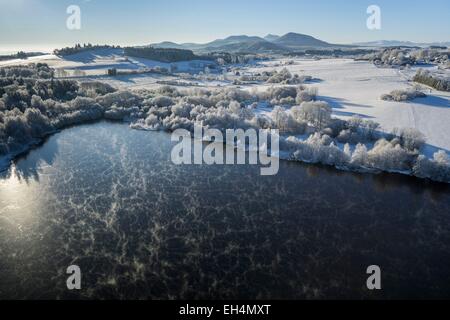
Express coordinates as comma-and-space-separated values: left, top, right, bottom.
0, 165, 42, 235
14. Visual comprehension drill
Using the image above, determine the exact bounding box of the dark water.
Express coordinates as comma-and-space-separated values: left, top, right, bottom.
0, 121, 449, 300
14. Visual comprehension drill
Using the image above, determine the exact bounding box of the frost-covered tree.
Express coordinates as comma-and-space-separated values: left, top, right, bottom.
351, 143, 369, 167
367, 139, 411, 171
393, 127, 426, 151
413, 150, 450, 182
297, 101, 332, 130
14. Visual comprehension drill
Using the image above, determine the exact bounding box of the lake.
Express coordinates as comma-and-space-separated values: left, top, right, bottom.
0, 121, 449, 299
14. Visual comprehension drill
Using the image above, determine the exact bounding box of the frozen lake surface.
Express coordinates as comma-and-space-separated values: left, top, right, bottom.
1, 121, 450, 299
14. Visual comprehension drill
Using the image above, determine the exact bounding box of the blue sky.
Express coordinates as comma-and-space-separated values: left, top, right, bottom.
0, 0, 449, 51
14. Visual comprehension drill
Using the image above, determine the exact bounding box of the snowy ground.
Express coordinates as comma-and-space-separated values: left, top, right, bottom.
102, 56, 449, 155
244, 58, 450, 155
3, 52, 449, 155
0, 48, 215, 77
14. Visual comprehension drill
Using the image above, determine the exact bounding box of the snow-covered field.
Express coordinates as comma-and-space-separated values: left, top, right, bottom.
3, 52, 449, 156
244, 58, 450, 155
0, 48, 215, 76
93, 56, 450, 155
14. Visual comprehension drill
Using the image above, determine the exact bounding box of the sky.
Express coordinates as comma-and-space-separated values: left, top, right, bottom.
0, 0, 449, 52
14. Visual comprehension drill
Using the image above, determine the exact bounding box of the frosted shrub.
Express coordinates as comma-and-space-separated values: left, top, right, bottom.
96, 91, 142, 108
70, 96, 97, 111
434, 150, 450, 164
347, 116, 363, 132
104, 107, 125, 120
171, 102, 193, 118
361, 120, 380, 140
414, 69, 450, 92
30, 95, 46, 113
24, 108, 53, 137
147, 106, 171, 119
237, 106, 255, 121
351, 143, 369, 167
296, 87, 318, 104
370, 48, 415, 67
130, 114, 161, 131
367, 139, 412, 171
296, 101, 332, 130
150, 96, 174, 108
225, 88, 252, 102
129, 114, 161, 131
184, 96, 214, 108
104, 106, 141, 120
286, 133, 350, 167
322, 118, 346, 138
161, 115, 194, 132
344, 143, 352, 158
267, 86, 297, 102
191, 106, 243, 131
337, 129, 353, 143
271, 106, 289, 132
228, 101, 242, 114
3, 111, 31, 142
265, 68, 313, 85
79, 81, 115, 97
337, 117, 380, 143
381, 89, 426, 102
413, 150, 450, 183
189, 105, 208, 119
175, 88, 253, 108
393, 127, 426, 151
250, 114, 274, 130
157, 85, 180, 97
290, 105, 303, 123
266, 68, 292, 84
323, 142, 350, 167
296, 91, 313, 104
271, 106, 306, 134
53, 107, 103, 128
145, 114, 159, 126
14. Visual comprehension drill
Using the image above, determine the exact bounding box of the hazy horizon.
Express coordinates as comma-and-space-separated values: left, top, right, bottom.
2, 36, 450, 56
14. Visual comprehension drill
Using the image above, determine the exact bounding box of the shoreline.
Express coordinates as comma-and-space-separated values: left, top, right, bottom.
3, 119, 436, 184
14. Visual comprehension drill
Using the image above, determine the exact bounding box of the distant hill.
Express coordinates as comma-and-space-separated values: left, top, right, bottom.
150, 41, 186, 49
354, 40, 450, 48
264, 34, 281, 42
205, 35, 266, 48
200, 35, 286, 53
208, 40, 284, 53
273, 32, 333, 49
152, 35, 287, 53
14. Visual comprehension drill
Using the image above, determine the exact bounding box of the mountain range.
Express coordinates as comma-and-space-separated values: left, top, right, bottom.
150, 32, 346, 53
150, 33, 449, 54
